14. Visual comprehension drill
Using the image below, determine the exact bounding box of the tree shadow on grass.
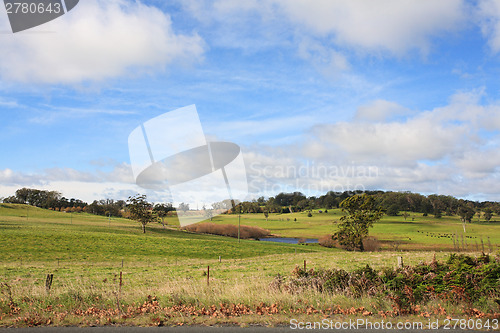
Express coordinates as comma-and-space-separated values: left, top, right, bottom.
0, 204, 16, 209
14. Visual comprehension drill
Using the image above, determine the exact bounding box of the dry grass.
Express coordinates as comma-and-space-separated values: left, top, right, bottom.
2, 272, 495, 327
2, 251, 499, 327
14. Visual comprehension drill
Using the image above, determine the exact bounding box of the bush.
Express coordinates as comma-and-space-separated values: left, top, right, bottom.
321, 235, 380, 251
362, 236, 381, 252
270, 253, 500, 314
182, 223, 270, 239
318, 235, 336, 248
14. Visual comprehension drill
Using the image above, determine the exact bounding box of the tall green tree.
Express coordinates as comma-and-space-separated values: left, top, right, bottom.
484, 208, 493, 222
386, 204, 399, 216
127, 194, 158, 233
333, 194, 383, 252
153, 203, 174, 228
458, 203, 475, 223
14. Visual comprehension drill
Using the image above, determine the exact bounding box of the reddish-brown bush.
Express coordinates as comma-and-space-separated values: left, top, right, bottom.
362, 236, 381, 252
318, 234, 380, 251
182, 223, 270, 239
318, 234, 336, 248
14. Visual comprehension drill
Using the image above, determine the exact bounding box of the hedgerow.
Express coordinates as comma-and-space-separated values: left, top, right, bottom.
271, 253, 500, 314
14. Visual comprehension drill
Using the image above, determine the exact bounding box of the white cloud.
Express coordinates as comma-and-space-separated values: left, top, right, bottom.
180, 0, 467, 79
477, 0, 500, 53
212, 0, 264, 16
179, 0, 286, 53
0, 168, 41, 186
310, 117, 466, 166
183, 0, 467, 56
0, 163, 138, 202
354, 99, 410, 122
28, 106, 137, 124
275, 0, 467, 56
297, 38, 349, 77
44, 168, 99, 183
238, 89, 500, 200
43, 181, 141, 203
0, 97, 19, 108
98, 162, 135, 183
0, 0, 205, 84
204, 114, 317, 145
0, 162, 133, 186
455, 148, 500, 178
427, 88, 500, 131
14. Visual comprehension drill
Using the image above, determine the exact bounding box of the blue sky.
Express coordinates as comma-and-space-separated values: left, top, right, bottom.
1, 0, 500, 203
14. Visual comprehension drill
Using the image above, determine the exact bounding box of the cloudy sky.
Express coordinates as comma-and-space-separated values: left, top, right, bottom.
1, 0, 500, 203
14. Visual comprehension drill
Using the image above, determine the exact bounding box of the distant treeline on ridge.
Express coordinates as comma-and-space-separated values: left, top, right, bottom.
1, 187, 499, 222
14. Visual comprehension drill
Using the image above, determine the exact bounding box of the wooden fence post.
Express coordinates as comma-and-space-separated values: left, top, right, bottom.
45, 274, 54, 293
207, 266, 210, 286
397, 256, 403, 268
116, 271, 123, 313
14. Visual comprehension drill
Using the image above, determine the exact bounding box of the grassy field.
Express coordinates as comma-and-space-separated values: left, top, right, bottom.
0, 204, 331, 264
208, 209, 500, 251
0, 204, 499, 327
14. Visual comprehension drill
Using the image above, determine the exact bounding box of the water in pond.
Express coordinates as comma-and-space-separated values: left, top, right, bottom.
259, 237, 318, 244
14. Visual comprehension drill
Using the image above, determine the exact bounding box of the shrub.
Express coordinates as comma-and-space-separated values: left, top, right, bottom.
362, 236, 381, 252
318, 235, 336, 248
182, 223, 270, 239
270, 254, 500, 314
323, 235, 380, 251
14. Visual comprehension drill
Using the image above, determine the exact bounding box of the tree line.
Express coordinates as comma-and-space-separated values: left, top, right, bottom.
230, 190, 499, 223
2, 187, 499, 223
2, 188, 86, 211
0, 188, 174, 223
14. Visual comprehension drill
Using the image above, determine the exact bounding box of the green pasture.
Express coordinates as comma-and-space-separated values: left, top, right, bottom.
0, 204, 328, 265
4, 203, 489, 286
209, 209, 500, 251
1, 204, 499, 326
1, 204, 499, 263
